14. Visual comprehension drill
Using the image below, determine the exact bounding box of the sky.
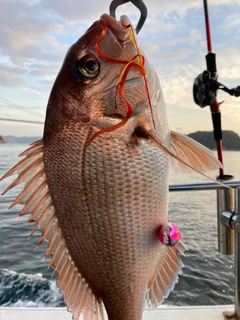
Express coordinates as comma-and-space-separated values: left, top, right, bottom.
0, 0, 239, 137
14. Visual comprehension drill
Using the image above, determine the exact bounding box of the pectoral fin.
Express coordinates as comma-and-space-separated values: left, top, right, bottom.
169, 130, 222, 172
139, 127, 228, 186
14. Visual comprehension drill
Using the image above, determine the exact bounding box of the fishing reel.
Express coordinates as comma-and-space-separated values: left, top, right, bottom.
193, 70, 240, 108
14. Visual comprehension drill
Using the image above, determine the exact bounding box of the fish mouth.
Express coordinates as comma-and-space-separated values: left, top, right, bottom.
100, 14, 129, 42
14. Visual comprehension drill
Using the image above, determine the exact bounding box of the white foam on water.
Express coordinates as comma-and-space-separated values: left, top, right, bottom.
0, 269, 64, 308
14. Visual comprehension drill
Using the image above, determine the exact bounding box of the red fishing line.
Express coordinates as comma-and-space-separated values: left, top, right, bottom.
88, 20, 156, 147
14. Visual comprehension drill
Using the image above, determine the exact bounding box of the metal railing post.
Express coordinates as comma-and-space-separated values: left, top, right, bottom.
223, 188, 240, 320
235, 188, 240, 318
217, 188, 235, 255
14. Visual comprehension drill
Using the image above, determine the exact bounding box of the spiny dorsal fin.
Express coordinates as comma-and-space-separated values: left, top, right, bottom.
1, 140, 105, 320
147, 242, 187, 307
0, 141, 43, 182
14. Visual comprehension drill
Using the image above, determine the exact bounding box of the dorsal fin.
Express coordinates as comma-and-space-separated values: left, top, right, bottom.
1, 140, 105, 320
147, 242, 187, 307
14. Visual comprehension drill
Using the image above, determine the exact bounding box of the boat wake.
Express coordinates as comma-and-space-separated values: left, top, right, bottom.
0, 269, 65, 307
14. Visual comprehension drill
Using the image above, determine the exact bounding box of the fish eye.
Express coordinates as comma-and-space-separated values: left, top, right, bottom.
76, 54, 100, 79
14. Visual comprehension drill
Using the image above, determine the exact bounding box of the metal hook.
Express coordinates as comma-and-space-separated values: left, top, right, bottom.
109, 0, 148, 34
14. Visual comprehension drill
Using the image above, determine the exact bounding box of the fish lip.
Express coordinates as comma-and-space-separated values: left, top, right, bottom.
100, 14, 128, 42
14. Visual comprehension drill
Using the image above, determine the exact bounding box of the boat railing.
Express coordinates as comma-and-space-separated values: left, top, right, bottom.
1, 180, 240, 320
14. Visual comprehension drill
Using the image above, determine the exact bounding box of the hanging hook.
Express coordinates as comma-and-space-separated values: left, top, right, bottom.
109, 0, 148, 34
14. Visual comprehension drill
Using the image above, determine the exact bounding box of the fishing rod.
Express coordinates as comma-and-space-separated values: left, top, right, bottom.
193, 0, 240, 180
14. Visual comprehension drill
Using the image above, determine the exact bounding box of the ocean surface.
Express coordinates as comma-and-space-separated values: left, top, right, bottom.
0, 143, 239, 308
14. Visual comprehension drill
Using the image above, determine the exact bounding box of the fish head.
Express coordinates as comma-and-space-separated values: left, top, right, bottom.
44, 14, 160, 142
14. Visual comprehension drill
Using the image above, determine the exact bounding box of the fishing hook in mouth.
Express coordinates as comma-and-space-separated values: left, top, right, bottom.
109, 0, 148, 34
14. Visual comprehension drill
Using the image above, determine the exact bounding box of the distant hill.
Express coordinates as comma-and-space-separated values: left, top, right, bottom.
2, 135, 42, 144
0, 135, 6, 143
1, 131, 240, 150
188, 131, 240, 150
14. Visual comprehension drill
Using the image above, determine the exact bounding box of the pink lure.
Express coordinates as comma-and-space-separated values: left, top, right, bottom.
158, 223, 182, 246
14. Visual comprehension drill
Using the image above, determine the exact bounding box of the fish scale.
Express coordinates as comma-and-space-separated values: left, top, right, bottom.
83, 136, 169, 319
44, 117, 169, 320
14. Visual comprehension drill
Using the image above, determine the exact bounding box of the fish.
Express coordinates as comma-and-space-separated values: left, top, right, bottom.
1, 13, 221, 320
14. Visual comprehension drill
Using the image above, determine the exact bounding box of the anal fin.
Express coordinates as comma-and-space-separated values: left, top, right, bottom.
147, 242, 187, 307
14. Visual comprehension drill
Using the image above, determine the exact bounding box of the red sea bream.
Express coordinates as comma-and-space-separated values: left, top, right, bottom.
1, 14, 221, 320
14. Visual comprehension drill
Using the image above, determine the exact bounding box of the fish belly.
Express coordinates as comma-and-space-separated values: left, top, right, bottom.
44, 125, 169, 320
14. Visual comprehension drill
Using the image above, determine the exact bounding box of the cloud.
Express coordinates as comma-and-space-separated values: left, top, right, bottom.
145, 0, 240, 14
0, 0, 240, 137
214, 48, 240, 85
0, 1, 68, 88
0, 63, 25, 87
0, 19, 64, 61
161, 48, 194, 61
23, 86, 46, 95
143, 19, 176, 35
26, 61, 61, 78
165, 28, 202, 47
224, 13, 240, 35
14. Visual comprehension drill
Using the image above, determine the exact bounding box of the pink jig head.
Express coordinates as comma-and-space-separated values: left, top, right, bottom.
158, 223, 182, 247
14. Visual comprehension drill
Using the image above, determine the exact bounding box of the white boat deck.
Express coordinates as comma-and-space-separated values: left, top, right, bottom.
0, 305, 234, 320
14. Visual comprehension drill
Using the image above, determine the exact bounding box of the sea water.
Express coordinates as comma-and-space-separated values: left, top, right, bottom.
0, 143, 239, 307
